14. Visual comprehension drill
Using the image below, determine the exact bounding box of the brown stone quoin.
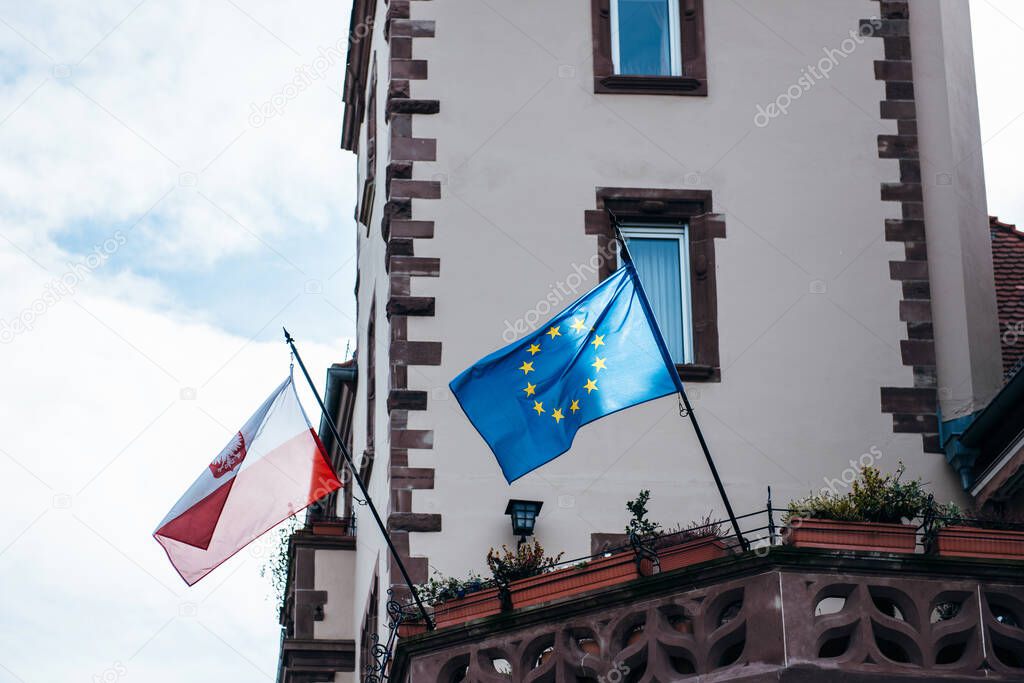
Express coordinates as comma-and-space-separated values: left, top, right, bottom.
341, 0, 442, 604
866, 1, 941, 453
382, 0, 442, 602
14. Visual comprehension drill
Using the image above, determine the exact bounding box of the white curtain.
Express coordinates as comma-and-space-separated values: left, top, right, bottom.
628, 237, 685, 363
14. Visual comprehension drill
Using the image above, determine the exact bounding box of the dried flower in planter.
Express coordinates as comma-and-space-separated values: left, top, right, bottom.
486, 540, 564, 585
663, 512, 724, 544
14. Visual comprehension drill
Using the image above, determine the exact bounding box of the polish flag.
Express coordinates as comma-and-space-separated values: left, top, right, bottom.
154, 376, 341, 585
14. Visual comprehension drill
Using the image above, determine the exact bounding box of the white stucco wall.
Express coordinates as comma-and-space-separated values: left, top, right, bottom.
347, 0, 391, 663
909, 0, 1002, 419
314, 547, 357, 640
395, 0, 971, 582
341, 0, 995, 660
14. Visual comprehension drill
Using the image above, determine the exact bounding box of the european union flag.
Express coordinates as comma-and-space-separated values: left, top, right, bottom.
450, 264, 684, 483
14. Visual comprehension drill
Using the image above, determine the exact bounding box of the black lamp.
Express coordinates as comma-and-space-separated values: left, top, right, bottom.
505, 499, 543, 546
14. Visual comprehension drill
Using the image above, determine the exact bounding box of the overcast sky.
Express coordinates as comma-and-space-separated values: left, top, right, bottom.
0, 1, 1020, 682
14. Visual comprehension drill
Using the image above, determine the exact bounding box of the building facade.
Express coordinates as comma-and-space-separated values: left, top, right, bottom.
277, 1, 1019, 681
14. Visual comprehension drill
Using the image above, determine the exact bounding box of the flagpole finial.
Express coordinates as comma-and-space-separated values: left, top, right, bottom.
282, 327, 294, 344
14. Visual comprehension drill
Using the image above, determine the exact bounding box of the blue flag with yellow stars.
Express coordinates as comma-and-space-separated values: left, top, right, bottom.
450, 263, 684, 483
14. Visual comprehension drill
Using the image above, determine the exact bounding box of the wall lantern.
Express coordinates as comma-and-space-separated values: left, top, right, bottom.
504, 499, 543, 546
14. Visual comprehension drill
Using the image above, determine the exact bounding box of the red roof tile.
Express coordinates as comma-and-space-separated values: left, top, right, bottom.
991, 216, 1024, 376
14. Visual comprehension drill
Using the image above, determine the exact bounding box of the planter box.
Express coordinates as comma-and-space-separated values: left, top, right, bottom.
783, 518, 916, 553
510, 551, 640, 610
936, 526, 1024, 560
432, 587, 500, 629
310, 521, 352, 537
397, 621, 428, 638
656, 535, 729, 572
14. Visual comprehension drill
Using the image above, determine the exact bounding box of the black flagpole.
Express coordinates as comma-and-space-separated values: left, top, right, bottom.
608, 211, 749, 552
284, 328, 434, 629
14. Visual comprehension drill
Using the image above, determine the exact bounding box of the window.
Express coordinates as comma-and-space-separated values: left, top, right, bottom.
591, 0, 707, 96
359, 573, 379, 678
358, 59, 377, 230
586, 188, 723, 381
611, 0, 681, 76
362, 298, 376, 483
619, 225, 693, 364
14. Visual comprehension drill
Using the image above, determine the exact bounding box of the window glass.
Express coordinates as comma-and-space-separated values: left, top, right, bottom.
613, 0, 678, 76
621, 229, 692, 364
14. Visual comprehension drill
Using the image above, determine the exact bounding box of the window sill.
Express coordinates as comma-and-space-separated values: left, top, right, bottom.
594, 75, 708, 97
676, 364, 720, 382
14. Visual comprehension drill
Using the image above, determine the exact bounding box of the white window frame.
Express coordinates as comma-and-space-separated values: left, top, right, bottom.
618, 224, 694, 364
609, 0, 682, 77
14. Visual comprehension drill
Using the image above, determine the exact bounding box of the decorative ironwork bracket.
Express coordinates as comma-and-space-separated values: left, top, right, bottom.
363, 590, 415, 683
629, 531, 661, 576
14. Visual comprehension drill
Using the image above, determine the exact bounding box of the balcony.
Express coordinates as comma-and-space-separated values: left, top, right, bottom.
277, 517, 358, 683
390, 511, 1024, 682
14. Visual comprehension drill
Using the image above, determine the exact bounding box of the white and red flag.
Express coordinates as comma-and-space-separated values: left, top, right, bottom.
154, 376, 341, 585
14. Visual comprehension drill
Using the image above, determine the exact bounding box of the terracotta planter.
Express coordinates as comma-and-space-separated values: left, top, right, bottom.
655, 535, 729, 572
936, 526, 1024, 560
310, 521, 351, 536
510, 551, 640, 610
432, 586, 501, 629
783, 518, 916, 553
397, 621, 428, 638
429, 537, 730, 630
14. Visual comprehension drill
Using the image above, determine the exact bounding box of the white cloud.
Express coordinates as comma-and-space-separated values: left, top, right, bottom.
0, 0, 355, 268
972, 0, 1024, 223
0, 1, 355, 680
0, 258, 347, 680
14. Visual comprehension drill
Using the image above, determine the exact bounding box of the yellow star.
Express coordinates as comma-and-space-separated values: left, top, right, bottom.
523, 383, 536, 397
533, 401, 545, 415
570, 399, 580, 413
546, 326, 561, 339
552, 408, 565, 423
591, 334, 605, 349
519, 361, 534, 375
584, 378, 598, 394
527, 343, 541, 355
592, 356, 607, 372
570, 317, 587, 333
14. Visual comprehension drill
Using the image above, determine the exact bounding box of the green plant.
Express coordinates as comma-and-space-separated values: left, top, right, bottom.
486, 541, 564, 586
786, 464, 929, 524
785, 492, 860, 523
260, 515, 302, 612
414, 570, 488, 607
625, 489, 662, 540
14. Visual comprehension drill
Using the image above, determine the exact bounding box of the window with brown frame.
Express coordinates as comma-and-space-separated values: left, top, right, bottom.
358, 59, 377, 230
585, 188, 723, 381
363, 298, 376, 483
359, 572, 379, 678
590, 0, 707, 96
